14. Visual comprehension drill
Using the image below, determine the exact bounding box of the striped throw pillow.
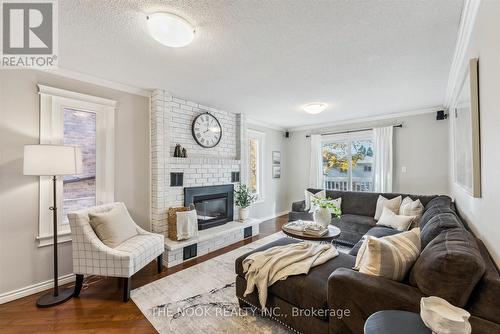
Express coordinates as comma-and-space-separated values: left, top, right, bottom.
399, 196, 424, 226
354, 228, 421, 281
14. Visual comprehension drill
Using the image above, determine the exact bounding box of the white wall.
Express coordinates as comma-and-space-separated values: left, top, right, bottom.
284, 112, 450, 206
448, 1, 500, 266
247, 124, 288, 219
0, 70, 150, 297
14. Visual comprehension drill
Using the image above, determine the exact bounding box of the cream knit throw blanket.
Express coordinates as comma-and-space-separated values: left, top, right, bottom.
242, 242, 339, 308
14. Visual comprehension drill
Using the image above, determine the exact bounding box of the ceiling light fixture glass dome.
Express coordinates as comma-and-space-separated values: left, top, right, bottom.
147, 12, 195, 48
303, 103, 327, 114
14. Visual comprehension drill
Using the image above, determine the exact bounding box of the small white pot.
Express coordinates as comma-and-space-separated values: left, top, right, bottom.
239, 207, 250, 222
313, 207, 331, 228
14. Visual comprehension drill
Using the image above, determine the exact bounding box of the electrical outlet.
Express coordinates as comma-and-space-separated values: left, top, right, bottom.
401, 166, 408, 173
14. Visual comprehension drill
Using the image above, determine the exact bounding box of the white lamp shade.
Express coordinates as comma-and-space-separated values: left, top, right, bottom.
23, 145, 83, 176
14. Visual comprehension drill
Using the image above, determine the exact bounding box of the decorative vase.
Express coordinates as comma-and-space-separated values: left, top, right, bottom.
174, 144, 182, 157
313, 207, 331, 228
420, 296, 471, 334
239, 207, 249, 222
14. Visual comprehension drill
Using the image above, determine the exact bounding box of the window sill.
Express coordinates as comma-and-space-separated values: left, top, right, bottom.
36, 231, 72, 248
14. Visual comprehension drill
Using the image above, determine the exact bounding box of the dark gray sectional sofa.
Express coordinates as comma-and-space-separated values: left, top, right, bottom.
288, 188, 440, 247
235, 190, 500, 334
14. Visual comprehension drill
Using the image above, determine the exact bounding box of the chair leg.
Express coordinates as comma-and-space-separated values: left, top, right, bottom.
157, 254, 163, 273
73, 274, 84, 297
123, 277, 131, 302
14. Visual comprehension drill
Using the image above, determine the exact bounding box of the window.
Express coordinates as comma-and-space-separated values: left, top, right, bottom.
322, 132, 374, 192
247, 129, 265, 201
63, 109, 97, 224
37, 85, 115, 246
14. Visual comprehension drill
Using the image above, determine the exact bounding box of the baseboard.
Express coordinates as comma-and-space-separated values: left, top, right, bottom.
0, 273, 76, 305
256, 211, 289, 223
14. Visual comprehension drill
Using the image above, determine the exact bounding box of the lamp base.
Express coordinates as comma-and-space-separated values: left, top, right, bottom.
36, 287, 74, 308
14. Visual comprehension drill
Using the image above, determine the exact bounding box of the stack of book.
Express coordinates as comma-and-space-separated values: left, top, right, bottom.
303, 225, 328, 237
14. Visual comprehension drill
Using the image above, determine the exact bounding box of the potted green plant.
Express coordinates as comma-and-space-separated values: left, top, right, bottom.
234, 184, 256, 222
311, 197, 342, 228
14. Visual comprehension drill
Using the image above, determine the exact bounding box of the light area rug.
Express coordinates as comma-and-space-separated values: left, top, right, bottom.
131, 232, 350, 334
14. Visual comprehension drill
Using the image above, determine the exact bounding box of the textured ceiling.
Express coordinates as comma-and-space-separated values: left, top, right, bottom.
58, 0, 463, 129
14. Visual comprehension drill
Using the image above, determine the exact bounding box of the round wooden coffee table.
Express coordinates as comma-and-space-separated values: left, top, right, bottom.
282, 222, 341, 244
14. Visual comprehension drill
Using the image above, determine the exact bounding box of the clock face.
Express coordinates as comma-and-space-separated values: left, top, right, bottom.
192, 113, 223, 148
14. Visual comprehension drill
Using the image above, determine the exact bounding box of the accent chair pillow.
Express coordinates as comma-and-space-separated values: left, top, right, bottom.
399, 196, 424, 226
354, 228, 421, 281
304, 189, 326, 211
376, 206, 415, 231
374, 195, 402, 220
89, 206, 138, 248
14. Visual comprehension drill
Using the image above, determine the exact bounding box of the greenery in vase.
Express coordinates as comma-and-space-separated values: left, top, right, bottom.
234, 184, 256, 209
311, 197, 342, 218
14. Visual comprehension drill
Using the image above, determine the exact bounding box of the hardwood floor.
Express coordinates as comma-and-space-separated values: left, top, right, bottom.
0, 215, 288, 334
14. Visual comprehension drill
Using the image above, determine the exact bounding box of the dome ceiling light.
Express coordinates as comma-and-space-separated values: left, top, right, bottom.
303, 103, 327, 114
147, 12, 195, 48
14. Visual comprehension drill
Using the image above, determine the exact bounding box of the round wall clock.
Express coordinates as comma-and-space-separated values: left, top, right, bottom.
191, 112, 223, 148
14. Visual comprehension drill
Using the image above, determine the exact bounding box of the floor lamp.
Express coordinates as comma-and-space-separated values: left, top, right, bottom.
24, 144, 83, 307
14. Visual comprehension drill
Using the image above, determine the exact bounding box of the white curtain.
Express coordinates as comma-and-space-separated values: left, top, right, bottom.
309, 134, 323, 188
373, 126, 394, 192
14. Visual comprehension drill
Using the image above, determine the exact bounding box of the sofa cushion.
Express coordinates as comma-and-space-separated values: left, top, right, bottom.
424, 195, 453, 211
349, 226, 400, 256
376, 206, 414, 231
399, 196, 424, 225
331, 214, 377, 246
89, 205, 138, 248
268, 252, 356, 320
467, 239, 500, 324
305, 189, 326, 211
235, 237, 356, 320
374, 195, 402, 220
409, 228, 486, 307
353, 228, 421, 281
420, 212, 463, 249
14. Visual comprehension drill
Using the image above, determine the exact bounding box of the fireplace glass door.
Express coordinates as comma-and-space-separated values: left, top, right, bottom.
194, 195, 228, 224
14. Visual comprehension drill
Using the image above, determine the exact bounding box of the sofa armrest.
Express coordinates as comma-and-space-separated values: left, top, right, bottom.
327, 268, 424, 334
292, 200, 306, 212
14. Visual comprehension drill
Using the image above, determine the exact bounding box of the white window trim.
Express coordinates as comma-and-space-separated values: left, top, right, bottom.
37, 84, 116, 247
247, 129, 266, 203
322, 130, 374, 192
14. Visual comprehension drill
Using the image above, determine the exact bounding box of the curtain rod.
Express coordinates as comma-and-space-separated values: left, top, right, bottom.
305, 124, 402, 138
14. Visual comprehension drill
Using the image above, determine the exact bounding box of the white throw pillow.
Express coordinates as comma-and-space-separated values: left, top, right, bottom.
354, 228, 421, 281
376, 207, 415, 231
89, 206, 138, 248
374, 195, 402, 220
304, 189, 325, 211
399, 196, 424, 226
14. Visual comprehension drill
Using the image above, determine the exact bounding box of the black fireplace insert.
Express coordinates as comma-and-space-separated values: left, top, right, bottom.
184, 184, 234, 230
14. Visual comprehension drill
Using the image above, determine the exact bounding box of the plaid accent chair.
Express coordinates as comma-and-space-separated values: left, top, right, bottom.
68, 202, 164, 301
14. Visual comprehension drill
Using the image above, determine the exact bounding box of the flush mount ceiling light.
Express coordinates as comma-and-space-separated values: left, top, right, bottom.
303, 103, 327, 114
147, 12, 195, 48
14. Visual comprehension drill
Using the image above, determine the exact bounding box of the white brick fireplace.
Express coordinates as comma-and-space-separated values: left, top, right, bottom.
150, 89, 259, 267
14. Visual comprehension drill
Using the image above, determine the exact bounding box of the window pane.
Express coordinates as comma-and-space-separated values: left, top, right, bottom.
351, 139, 374, 192
323, 141, 349, 191
249, 138, 259, 195
63, 109, 97, 223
